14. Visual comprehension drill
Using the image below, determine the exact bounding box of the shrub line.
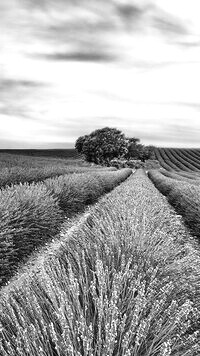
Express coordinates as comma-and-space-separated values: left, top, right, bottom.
148, 169, 200, 242
0, 168, 132, 287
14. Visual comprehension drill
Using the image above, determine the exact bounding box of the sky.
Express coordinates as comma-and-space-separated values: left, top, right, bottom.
1, 0, 200, 148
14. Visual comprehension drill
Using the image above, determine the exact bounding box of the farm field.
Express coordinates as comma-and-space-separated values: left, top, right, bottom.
154, 147, 200, 172
0, 167, 131, 287
149, 168, 200, 241
0, 151, 116, 188
0, 169, 200, 355
0, 148, 80, 159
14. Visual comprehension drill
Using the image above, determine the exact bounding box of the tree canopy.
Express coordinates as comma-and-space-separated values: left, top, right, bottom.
75, 127, 155, 165
75, 127, 127, 164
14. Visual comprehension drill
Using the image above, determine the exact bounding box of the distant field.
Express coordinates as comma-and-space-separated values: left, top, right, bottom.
0, 148, 80, 159
155, 147, 200, 172
0, 151, 113, 187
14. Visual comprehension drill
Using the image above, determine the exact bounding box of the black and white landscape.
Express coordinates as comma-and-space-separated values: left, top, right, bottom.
0, 1, 200, 355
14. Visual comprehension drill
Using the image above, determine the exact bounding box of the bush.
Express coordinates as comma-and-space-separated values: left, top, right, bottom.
148, 169, 200, 241
0, 169, 131, 287
144, 159, 161, 169
0, 164, 111, 188
44, 169, 132, 215
0, 183, 62, 285
110, 158, 160, 169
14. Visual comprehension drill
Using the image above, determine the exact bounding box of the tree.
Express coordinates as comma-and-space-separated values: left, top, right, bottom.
75, 127, 127, 164
138, 145, 155, 161
75, 135, 88, 154
125, 139, 155, 161
125, 137, 141, 159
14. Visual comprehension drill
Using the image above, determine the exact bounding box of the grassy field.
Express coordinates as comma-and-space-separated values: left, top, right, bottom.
155, 147, 200, 172
0, 168, 131, 287
0, 148, 80, 159
0, 151, 117, 188
0, 170, 200, 355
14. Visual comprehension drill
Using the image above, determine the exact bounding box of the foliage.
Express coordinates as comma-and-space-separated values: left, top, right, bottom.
144, 159, 161, 169
75, 135, 89, 154
75, 127, 128, 164
44, 169, 132, 215
0, 183, 62, 286
110, 158, 160, 169
125, 139, 156, 162
75, 128, 156, 165
125, 137, 140, 159
0, 153, 111, 188
0, 170, 200, 355
148, 168, 200, 241
139, 145, 156, 161
0, 169, 131, 287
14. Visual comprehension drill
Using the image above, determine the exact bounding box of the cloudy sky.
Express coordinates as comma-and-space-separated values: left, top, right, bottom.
1, 0, 200, 148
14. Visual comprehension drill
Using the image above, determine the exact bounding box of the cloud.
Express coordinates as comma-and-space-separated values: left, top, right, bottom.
115, 2, 147, 30
178, 40, 200, 48
38, 2, 190, 62
0, 78, 45, 119
175, 102, 200, 111
91, 90, 130, 102
159, 123, 200, 145
1, 0, 193, 67
42, 50, 115, 62
0, 79, 43, 91
116, 3, 143, 19
0, 138, 74, 149
153, 14, 187, 37
1, 0, 200, 149
0, 138, 22, 149
133, 123, 200, 146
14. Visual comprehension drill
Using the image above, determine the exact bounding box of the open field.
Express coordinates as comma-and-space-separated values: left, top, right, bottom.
0, 149, 80, 159
0, 170, 200, 355
0, 168, 131, 287
1, 148, 200, 355
0, 152, 117, 188
155, 147, 200, 172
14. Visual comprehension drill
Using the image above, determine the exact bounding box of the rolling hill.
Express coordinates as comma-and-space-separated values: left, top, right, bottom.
155, 147, 200, 172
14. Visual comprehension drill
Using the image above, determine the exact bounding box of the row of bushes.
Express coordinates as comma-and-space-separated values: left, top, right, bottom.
148, 169, 200, 241
172, 148, 200, 171
110, 158, 160, 169
166, 149, 199, 172
0, 152, 82, 168
0, 164, 117, 188
159, 168, 200, 183
0, 168, 132, 286
154, 147, 177, 171
0, 170, 200, 355
155, 148, 200, 172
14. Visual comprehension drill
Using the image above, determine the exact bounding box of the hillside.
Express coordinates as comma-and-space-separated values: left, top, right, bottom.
155, 147, 200, 172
